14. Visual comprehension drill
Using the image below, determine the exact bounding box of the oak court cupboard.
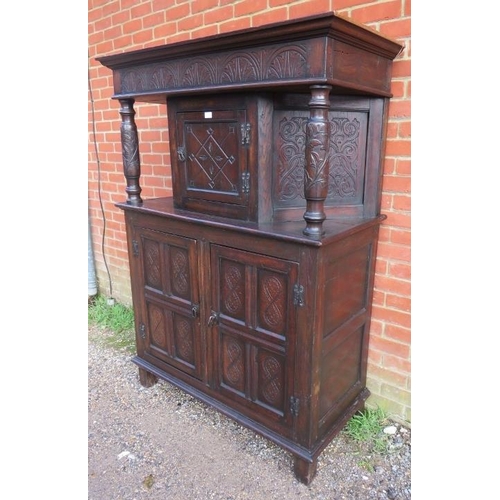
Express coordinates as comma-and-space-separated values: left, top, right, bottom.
97, 12, 403, 484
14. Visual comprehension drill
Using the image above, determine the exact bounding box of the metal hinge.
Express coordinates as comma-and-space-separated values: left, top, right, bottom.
293, 283, 304, 307
290, 396, 300, 416
132, 240, 139, 257
241, 172, 250, 194
241, 123, 251, 145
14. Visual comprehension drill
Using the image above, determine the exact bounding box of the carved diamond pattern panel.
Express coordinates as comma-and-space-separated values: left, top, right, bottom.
147, 302, 167, 351
143, 238, 162, 291
173, 313, 194, 366
275, 113, 365, 206
257, 350, 285, 413
169, 246, 190, 300
185, 123, 239, 193
257, 270, 286, 335
221, 334, 245, 395
220, 259, 245, 321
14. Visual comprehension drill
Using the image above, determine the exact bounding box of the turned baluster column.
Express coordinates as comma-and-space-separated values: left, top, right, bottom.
303, 85, 331, 237
119, 98, 143, 205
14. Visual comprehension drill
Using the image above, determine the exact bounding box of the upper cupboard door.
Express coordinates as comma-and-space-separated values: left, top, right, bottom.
169, 94, 256, 219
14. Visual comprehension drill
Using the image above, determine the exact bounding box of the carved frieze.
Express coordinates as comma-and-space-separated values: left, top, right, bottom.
119, 42, 312, 95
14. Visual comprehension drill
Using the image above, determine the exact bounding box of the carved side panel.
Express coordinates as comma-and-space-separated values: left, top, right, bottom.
273, 110, 368, 208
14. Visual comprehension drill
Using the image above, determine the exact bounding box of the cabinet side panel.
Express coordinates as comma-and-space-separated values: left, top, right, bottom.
323, 245, 370, 334
317, 227, 379, 434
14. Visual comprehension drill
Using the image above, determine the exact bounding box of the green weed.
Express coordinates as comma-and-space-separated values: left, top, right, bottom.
344, 406, 390, 455
88, 295, 136, 352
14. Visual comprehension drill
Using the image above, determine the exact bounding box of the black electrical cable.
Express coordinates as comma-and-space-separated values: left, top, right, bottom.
88, 52, 113, 299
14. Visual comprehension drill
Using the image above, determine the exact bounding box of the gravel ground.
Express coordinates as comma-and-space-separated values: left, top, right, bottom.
88, 326, 411, 499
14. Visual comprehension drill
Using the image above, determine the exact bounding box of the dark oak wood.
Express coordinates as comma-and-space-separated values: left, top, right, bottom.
98, 13, 402, 484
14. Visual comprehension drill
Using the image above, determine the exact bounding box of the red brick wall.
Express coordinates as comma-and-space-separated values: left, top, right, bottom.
88, 0, 411, 423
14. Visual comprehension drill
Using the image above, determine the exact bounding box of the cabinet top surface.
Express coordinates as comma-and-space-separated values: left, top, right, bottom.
97, 13, 403, 100
117, 197, 384, 247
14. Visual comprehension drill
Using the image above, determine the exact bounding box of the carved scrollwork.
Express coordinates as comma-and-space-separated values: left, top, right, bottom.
276, 115, 362, 203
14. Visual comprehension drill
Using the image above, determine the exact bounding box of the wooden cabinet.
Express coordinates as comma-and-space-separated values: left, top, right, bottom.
98, 13, 403, 484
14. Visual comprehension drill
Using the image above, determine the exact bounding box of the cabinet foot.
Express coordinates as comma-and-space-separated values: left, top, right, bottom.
138, 368, 158, 387
294, 456, 318, 485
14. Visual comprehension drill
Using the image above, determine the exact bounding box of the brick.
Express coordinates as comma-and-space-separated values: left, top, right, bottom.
379, 18, 411, 39
380, 383, 411, 407
289, 0, 331, 18
178, 13, 204, 32
374, 275, 411, 297
369, 335, 410, 359
235, 0, 268, 17
388, 100, 411, 119
396, 158, 411, 175
113, 35, 133, 49
192, 0, 220, 14
123, 18, 143, 34
252, 8, 288, 27
333, 0, 369, 9
165, 3, 190, 21
111, 10, 131, 26
368, 365, 408, 387
385, 324, 411, 344
372, 289, 385, 306
191, 24, 219, 38
382, 175, 410, 193
392, 194, 410, 211
131, 2, 152, 19
390, 80, 405, 98
382, 212, 411, 230
153, 21, 177, 39
372, 305, 410, 328
388, 261, 410, 280
391, 59, 411, 78
204, 5, 233, 25
399, 121, 411, 138
132, 29, 153, 44
386, 122, 398, 139
383, 353, 411, 373
143, 12, 166, 29
385, 137, 410, 156
350, 1, 402, 24
386, 293, 410, 312
367, 348, 383, 365
390, 228, 410, 246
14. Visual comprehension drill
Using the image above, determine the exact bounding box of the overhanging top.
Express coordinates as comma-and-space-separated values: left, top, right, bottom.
97, 13, 403, 101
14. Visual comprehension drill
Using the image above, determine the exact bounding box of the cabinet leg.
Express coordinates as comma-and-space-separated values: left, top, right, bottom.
294, 456, 318, 485
138, 367, 158, 387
